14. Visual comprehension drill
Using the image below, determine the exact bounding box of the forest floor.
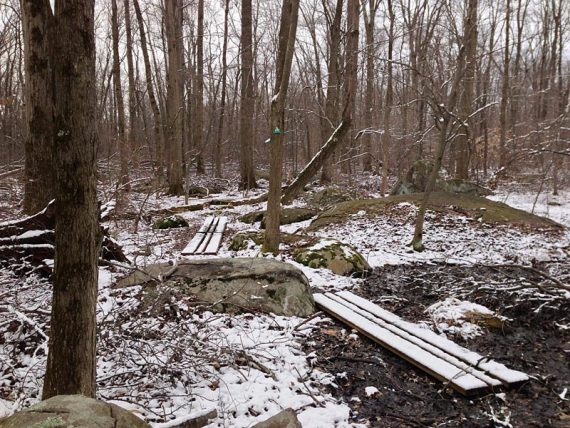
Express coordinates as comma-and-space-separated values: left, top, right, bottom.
0, 171, 569, 427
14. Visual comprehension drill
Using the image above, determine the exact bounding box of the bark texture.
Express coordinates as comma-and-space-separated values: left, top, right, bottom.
43, 0, 100, 399
21, 0, 55, 214
239, 0, 258, 190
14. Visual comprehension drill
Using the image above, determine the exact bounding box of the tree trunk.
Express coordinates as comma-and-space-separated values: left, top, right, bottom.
165, 0, 184, 194
21, 0, 55, 214
411, 43, 468, 252
43, 0, 100, 399
111, 0, 129, 188
362, 0, 379, 172
262, 0, 300, 254
499, 0, 510, 169
454, 0, 478, 180
320, 0, 343, 184
214, 0, 230, 178
133, 0, 163, 175
195, 0, 205, 174
380, 0, 394, 195
281, 0, 359, 204
239, 0, 258, 190
124, 0, 138, 165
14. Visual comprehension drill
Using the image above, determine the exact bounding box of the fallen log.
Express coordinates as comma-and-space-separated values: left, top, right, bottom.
0, 201, 129, 275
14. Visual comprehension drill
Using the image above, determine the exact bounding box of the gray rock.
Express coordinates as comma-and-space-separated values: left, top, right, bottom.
239, 208, 317, 227
0, 395, 150, 428
253, 408, 302, 428
116, 258, 316, 317
294, 239, 370, 276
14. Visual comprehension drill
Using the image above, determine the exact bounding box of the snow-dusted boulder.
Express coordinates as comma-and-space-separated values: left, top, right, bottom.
294, 239, 370, 276
238, 207, 317, 227
0, 395, 149, 428
252, 408, 302, 428
116, 258, 316, 317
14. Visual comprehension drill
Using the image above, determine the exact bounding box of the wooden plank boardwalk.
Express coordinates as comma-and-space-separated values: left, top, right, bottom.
181, 216, 228, 255
313, 291, 529, 396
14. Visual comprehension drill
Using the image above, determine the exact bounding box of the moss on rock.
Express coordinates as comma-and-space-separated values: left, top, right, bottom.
152, 215, 189, 229
294, 239, 370, 276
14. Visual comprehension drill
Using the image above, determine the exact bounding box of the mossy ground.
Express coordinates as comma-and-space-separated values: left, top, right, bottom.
309, 192, 563, 230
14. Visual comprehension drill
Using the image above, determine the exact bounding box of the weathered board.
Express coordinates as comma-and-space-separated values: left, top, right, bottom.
313, 291, 528, 396
181, 216, 227, 255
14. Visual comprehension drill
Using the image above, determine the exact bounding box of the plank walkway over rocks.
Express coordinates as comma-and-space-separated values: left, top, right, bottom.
181, 216, 227, 255
313, 291, 529, 396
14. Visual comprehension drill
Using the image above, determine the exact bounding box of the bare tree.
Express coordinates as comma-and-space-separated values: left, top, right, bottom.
263, 0, 301, 254
111, 0, 129, 187
282, 0, 359, 204
380, 0, 394, 195
239, 0, 258, 190
21, 0, 55, 214
43, 0, 100, 398
165, 0, 184, 194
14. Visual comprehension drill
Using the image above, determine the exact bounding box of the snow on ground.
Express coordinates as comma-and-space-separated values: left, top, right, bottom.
1, 182, 569, 427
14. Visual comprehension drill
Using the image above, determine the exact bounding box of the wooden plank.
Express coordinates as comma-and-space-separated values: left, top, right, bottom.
214, 216, 228, 233
314, 293, 491, 396
202, 233, 223, 254
181, 233, 206, 255
198, 216, 216, 233
326, 293, 501, 388
337, 291, 529, 386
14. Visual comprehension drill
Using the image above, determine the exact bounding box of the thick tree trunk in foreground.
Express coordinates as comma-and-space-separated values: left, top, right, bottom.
195, 0, 205, 175
43, 0, 100, 399
262, 0, 300, 254
239, 0, 257, 190
21, 0, 55, 214
214, 0, 230, 178
380, 0, 394, 195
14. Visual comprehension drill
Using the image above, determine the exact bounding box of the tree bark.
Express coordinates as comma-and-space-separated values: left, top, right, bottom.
164, 0, 184, 194
320, 0, 343, 184
499, 0, 510, 169
123, 0, 138, 163
362, 0, 379, 172
195, 0, 205, 174
133, 0, 163, 174
239, 0, 258, 190
262, 0, 300, 254
21, 0, 55, 214
214, 0, 230, 178
454, 0, 478, 180
111, 0, 129, 187
380, 0, 394, 195
43, 0, 100, 399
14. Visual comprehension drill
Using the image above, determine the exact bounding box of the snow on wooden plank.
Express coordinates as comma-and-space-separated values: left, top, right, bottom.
314, 293, 491, 396
325, 293, 501, 388
202, 233, 223, 255
181, 233, 206, 255
198, 216, 216, 233
337, 291, 529, 386
214, 216, 228, 233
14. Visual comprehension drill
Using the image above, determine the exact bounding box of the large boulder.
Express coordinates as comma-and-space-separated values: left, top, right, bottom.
228, 231, 317, 251
294, 239, 370, 276
239, 208, 317, 227
306, 187, 361, 210
391, 160, 492, 197
116, 258, 316, 317
0, 395, 149, 428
